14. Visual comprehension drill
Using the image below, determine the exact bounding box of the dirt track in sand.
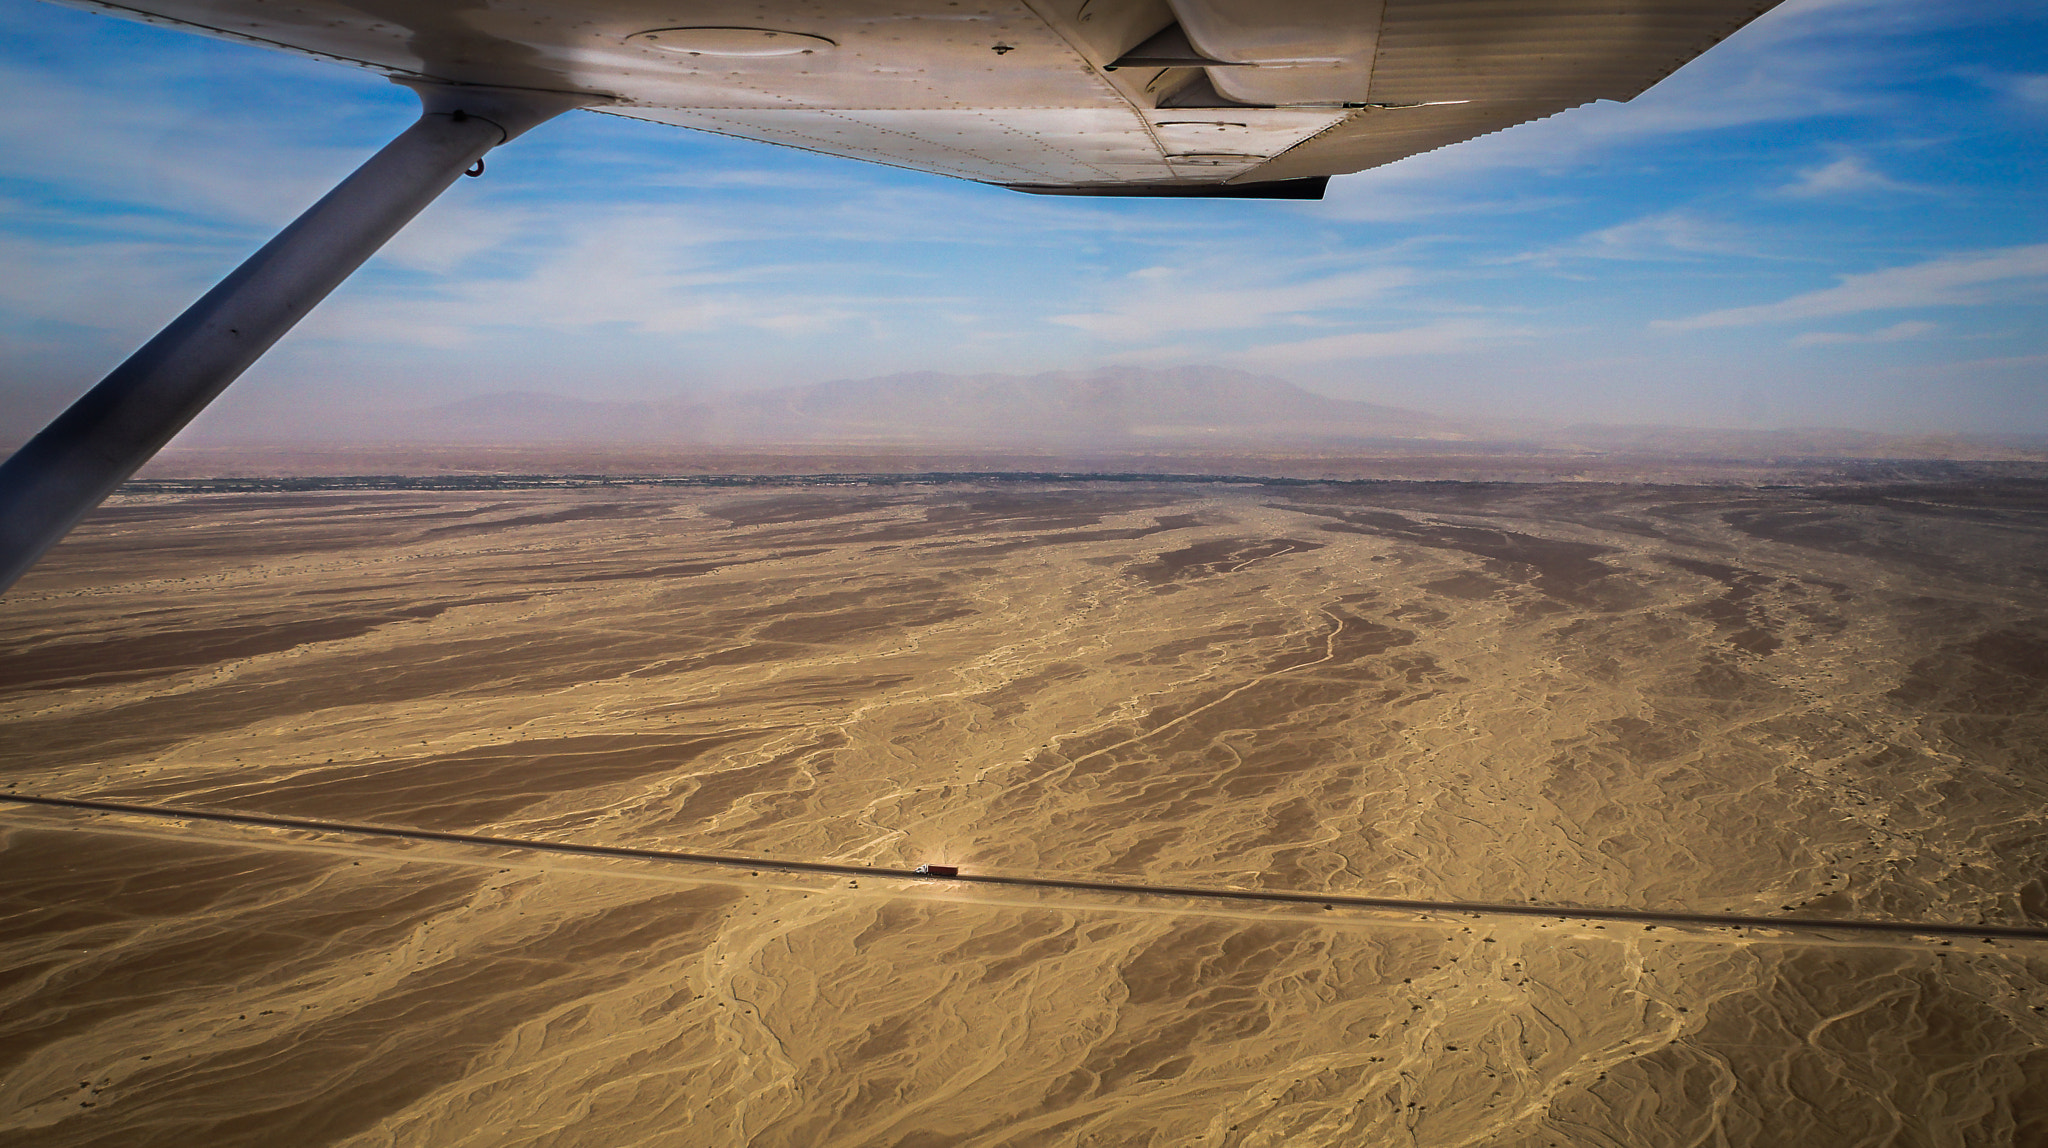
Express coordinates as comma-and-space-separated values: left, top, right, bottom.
4, 479, 2048, 1146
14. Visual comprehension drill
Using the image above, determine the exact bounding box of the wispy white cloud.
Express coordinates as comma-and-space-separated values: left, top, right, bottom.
0, 57, 385, 227
1949, 350, 2048, 370
1318, 155, 1573, 223
1963, 69, 2048, 108
300, 206, 946, 348
375, 201, 541, 274
1230, 319, 1525, 368
1049, 261, 1415, 340
0, 230, 235, 334
1320, 0, 1964, 220
1777, 156, 1927, 198
1657, 244, 2048, 330
1508, 211, 1758, 266
1790, 320, 1938, 346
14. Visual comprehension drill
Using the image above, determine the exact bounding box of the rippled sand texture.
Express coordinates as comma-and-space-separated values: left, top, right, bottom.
4, 480, 2048, 1146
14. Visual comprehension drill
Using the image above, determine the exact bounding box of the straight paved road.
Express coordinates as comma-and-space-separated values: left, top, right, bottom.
7, 791, 2045, 944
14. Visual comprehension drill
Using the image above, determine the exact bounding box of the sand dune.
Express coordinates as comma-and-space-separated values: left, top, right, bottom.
3, 478, 2046, 1145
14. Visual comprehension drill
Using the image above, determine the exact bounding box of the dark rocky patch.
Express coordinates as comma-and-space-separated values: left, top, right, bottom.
0, 595, 531, 695
1126, 538, 1325, 586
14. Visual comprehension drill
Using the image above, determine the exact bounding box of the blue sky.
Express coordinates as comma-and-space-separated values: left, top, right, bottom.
1, 0, 2044, 437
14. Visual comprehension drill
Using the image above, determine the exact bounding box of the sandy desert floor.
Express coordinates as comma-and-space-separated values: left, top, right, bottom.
3, 478, 2047, 1146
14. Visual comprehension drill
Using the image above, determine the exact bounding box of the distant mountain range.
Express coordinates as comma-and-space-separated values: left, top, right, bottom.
228, 366, 1474, 449
177, 366, 2046, 461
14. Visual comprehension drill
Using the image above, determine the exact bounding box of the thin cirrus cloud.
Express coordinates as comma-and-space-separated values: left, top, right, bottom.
1964, 69, 2048, 107
1656, 243, 2048, 331
1776, 155, 1927, 198
1228, 319, 1525, 368
302, 210, 884, 347
1507, 211, 1761, 267
1049, 263, 1417, 341
0, 56, 380, 229
1314, 0, 1909, 223
326, 215, 722, 342
1790, 320, 1938, 346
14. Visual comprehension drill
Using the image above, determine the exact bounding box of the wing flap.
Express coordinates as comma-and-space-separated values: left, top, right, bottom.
1239, 101, 1583, 184
1233, 0, 1780, 183
1365, 0, 1782, 106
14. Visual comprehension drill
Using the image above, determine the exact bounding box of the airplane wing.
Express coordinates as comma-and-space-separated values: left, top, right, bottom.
0, 0, 1785, 593
57, 0, 1782, 197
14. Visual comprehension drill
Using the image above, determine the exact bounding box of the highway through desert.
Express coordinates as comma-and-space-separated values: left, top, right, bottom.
8, 791, 2048, 947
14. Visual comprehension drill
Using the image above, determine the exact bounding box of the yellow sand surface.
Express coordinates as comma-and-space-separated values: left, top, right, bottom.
3, 480, 2046, 1145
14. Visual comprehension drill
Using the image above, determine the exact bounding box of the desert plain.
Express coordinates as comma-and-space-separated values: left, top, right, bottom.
3, 474, 2047, 1146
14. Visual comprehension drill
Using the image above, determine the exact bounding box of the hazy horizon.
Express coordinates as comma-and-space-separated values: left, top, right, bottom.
146, 368, 2048, 464
13, 366, 2048, 466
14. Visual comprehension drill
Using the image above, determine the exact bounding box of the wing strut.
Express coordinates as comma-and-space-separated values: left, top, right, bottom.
0, 82, 597, 595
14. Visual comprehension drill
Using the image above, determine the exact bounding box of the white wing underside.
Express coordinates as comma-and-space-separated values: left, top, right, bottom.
57, 0, 1781, 192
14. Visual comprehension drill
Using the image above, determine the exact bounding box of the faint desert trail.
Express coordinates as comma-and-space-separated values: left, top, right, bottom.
1043, 606, 1348, 781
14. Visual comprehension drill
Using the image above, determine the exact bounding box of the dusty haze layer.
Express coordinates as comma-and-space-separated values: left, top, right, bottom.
101, 369, 2047, 465
3, 478, 2047, 1145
